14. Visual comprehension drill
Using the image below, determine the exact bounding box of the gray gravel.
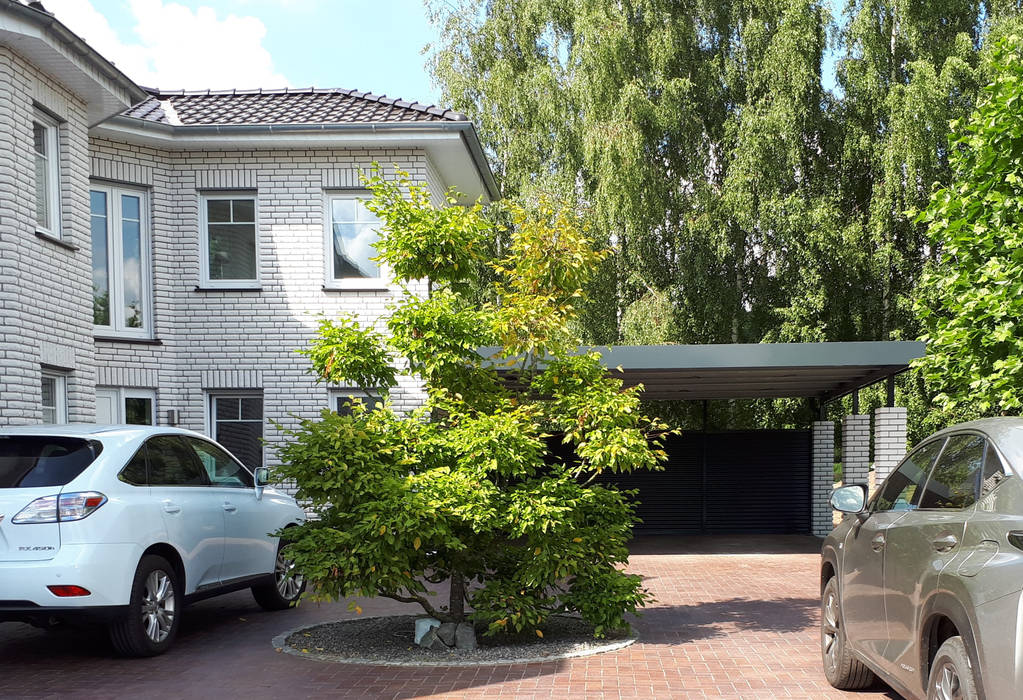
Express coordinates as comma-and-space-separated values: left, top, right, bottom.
279, 614, 635, 666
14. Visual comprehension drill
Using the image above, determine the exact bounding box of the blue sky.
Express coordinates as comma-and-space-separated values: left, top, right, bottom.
50, 0, 445, 104
49, 0, 840, 105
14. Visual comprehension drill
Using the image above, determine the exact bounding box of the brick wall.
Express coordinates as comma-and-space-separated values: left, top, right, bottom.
0, 46, 95, 426
812, 420, 835, 537
841, 414, 871, 486
87, 138, 441, 478
873, 406, 908, 484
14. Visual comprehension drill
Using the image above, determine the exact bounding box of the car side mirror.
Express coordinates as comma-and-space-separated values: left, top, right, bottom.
254, 467, 270, 501
830, 484, 867, 514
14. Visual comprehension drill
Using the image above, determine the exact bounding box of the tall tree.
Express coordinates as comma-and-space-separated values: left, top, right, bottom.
915, 34, 1023, 417
429, 0, 1011, 352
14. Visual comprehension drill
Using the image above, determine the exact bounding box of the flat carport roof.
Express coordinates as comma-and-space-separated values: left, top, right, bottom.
483, 341, 925, 402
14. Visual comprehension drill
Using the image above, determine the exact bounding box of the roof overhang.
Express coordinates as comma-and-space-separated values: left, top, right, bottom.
0, 1, 147, 124
481, 341, 926, 401
90, 117, 501, 203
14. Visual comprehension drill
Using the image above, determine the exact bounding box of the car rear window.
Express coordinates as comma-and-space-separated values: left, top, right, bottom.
0, 436, 103, 488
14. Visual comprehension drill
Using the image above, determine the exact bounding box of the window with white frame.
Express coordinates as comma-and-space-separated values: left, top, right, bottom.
33, 110, 61, 236
96, 387, 156, 425
200, 193, 258, 287
330, 388, 382, 416
209, 393, 263, 468
91, 185, 151, 335
325, 193, 385, 287
40, 370, 67, 424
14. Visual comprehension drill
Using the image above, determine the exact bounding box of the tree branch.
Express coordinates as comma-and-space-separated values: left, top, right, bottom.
381, 592, 443, 619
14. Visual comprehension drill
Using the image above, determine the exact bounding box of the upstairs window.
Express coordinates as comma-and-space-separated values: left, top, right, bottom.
331, 389, 382, 416
325, 193, 385, 288
200, 194, 258, 287
33, 110, 61, 237
91, 185, 151, 336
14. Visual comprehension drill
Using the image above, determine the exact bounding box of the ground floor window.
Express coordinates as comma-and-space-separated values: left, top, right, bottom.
330, 388, 382, 415
96, 387, 155, 425
40, 370, 67, 424
210, 393, 263, 468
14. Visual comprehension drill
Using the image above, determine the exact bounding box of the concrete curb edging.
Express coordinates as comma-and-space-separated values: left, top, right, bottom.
271, 616, 637, 667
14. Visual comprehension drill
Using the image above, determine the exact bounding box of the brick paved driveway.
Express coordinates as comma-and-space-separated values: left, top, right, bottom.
0, 535, 898, 699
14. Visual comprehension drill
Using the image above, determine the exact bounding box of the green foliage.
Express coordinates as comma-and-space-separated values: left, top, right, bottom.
428, 0, 1023, 434
915, 35, 1023, 416
276, 173, 665, 637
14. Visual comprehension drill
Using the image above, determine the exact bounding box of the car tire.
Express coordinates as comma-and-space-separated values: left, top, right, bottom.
109, 554, 182, 657
821, 576, 876, 689
252, 541, 305, 611
927, 636, 979, 700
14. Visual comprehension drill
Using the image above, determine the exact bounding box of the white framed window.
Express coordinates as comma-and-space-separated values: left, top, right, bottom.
96, 387, 156, 425
91, 184, 152, 336
200, 193, 259, 288
324, 192, 388, 289
209, 393, 263, 468
329, 388, 382, 416
33, 110, 61, 237
40, 370, 67, 424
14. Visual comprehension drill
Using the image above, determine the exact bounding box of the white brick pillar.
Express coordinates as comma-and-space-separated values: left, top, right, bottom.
873, 406, 908, 486
841, 415, 871, 486
812, 420, 836, 537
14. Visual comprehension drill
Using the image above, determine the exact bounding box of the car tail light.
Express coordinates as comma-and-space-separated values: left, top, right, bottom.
47, 585, 91, 597
12, 492, 107, 524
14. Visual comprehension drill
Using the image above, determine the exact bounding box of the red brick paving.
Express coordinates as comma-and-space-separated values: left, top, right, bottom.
0, 536, 898, 699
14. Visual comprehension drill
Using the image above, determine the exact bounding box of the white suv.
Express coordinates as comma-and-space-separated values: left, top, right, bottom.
0, 425, 306, 656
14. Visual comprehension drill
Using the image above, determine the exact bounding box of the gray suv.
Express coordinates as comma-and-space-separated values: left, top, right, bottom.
821, 418, 1023, 700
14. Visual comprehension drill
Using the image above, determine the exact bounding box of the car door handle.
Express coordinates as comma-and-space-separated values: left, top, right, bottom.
223, 503, 237, 513
932, 534, 959, 553
163, 502, 181, 514
871, 532, 886, 552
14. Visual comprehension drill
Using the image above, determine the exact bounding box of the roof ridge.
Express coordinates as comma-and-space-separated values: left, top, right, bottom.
137, 85, 467, 121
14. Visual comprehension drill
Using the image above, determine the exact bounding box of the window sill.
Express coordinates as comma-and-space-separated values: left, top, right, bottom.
195, 285, 262, 292
35, 230, 78, 251
323, 284, 392, 293
94, 335, 162, 345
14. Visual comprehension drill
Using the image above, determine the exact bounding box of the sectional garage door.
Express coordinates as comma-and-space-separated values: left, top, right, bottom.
597, 430, 812, 534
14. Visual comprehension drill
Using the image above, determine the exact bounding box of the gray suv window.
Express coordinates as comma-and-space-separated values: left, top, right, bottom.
874, 439, 945, 512
918, 434, 986, 510
981, 441, 1008, 498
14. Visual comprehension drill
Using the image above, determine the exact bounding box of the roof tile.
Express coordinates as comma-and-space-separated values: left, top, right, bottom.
122, 87, 466, 126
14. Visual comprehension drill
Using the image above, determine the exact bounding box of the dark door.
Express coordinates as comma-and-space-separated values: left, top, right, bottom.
599, 429, 812, 534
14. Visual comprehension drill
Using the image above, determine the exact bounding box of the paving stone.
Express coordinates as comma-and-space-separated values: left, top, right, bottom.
0, 535, 894, 699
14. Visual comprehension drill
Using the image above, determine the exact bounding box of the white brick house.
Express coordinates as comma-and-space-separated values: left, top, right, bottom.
0, 1, 498, 472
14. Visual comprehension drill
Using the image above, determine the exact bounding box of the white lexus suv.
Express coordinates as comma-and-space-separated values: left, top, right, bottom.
0, 425, 306, 656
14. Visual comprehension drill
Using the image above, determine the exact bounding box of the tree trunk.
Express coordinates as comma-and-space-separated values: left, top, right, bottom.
448, 571, 466, 622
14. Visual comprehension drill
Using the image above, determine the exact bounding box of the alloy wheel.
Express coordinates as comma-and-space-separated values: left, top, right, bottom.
141, 570, 175, 643
822, 589, 840, 672
932, 661, 963, 700
275, 549, 304, 601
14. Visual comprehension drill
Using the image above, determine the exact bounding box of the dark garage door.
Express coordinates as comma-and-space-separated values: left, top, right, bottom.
599, 430, 812, 534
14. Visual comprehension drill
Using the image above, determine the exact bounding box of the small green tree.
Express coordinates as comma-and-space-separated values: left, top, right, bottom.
275, 168, 666, 637
915, 35, 1023, 416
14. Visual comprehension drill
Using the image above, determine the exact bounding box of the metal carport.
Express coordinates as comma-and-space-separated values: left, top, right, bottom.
486, 341, 926, 534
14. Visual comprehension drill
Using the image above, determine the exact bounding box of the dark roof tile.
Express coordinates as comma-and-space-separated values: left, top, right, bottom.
122, 87, 466, 126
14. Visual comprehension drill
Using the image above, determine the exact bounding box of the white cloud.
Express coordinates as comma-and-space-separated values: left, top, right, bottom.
44, 0, 290, 90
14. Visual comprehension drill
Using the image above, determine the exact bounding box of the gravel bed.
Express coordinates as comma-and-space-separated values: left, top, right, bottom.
277, 614, 635, 666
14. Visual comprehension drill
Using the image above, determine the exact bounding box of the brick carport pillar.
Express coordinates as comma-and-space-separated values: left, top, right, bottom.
812, 420, 836, 537
841, 414, 871, 488
873, 406, 908, 487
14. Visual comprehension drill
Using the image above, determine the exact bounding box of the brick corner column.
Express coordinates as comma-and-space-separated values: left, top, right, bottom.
812, 420, 836, 537
841, 414, 871, 486
873, 406, 908, 486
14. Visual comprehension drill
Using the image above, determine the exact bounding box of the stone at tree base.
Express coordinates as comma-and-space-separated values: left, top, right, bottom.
436, 622, 457, 646
418, 628, 440, 649
414, 617, 441, 645
455, 623, 477, 650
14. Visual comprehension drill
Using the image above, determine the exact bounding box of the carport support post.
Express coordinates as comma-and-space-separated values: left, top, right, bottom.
873, 406, 908, 486
812, 420, 836, 537
841, 415, 871, 487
